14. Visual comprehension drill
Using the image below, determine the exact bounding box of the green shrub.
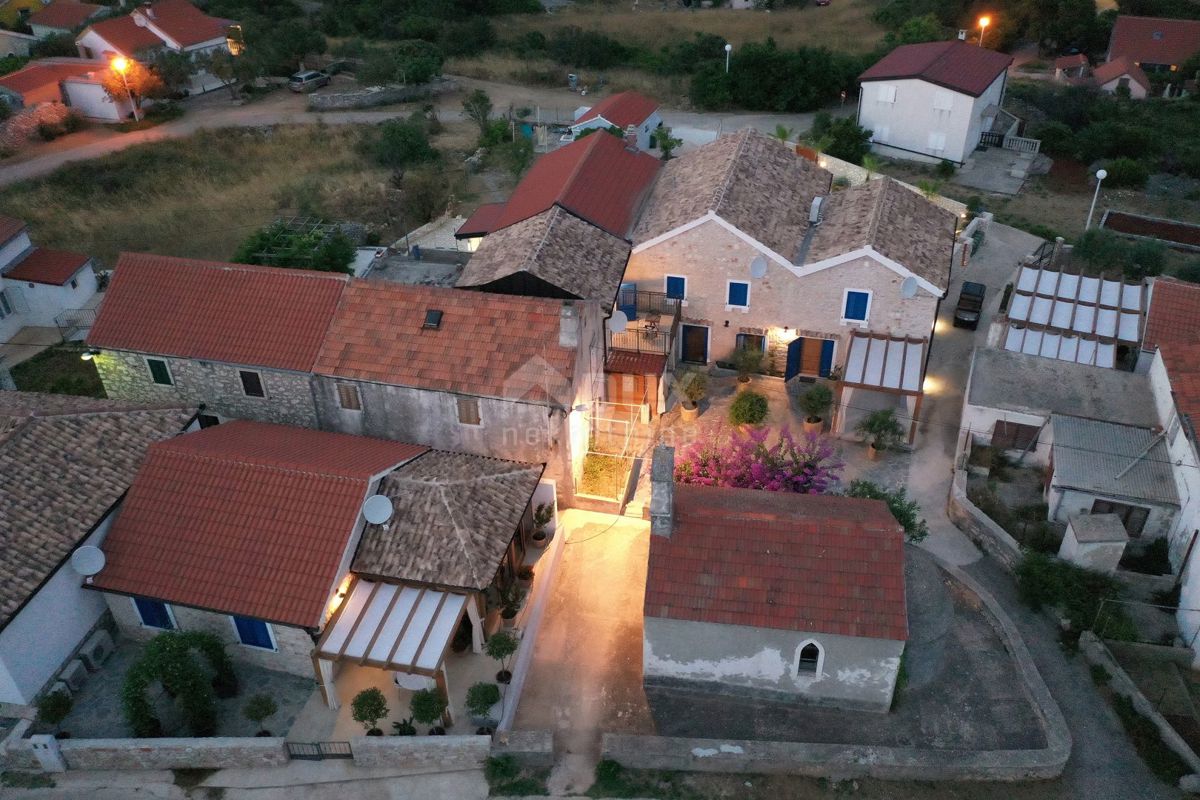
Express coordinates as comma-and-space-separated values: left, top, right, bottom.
1103, 157, 1150, 189
1120, 537, 1172, 576
1176, 260, 1200, 284
465, 682, 501, 718
371, 119, 437, 168
548, 26, 629, 69
1029, 120, 1074, 156
1112, 693, 1190, 784
410, 688, 448, 727
243, 694, 277, 731
36, 689, 73, 731
729, 391, 768, 426
798, 384, 833, 422
486, 754, 520, 783
351, 687, 389, 733
935, 159, 955, 179
391, 717, 417, 735
1016, 551, 1133, 637
843, 480, 929, 543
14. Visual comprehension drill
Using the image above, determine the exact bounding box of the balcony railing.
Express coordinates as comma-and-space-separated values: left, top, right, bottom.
608, 290, 681, 357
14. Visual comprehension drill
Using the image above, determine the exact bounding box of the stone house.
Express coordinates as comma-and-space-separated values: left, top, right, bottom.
642, 447, 908, 712
625, 129, 954, 439
1105, 15, 1200, 74
0, 392, 194, 705
0, 214, 98, 346
90, 420, 545, 710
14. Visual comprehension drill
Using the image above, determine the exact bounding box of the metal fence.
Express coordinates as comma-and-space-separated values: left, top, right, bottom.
285, 741, 353, 760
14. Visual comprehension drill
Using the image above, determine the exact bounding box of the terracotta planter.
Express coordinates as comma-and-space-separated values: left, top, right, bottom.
530, 530, 550, 550
737, 377, 752, 392
680, 401, 700, 423
501, 612, 518, 629
517, 572, 534, 591
867, 443, 880, 461
802, 417, 823, 435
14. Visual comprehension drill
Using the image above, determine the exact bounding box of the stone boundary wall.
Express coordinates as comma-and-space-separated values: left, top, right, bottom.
56, 737, 289, 771
602, 556, 1071, 782
0, 719, 38, 771
1080, 631, 1200, 775
947, 468, 1023, 572
491, 729, 555, 768
349, 735, 489, 772
308, 77, 458, 111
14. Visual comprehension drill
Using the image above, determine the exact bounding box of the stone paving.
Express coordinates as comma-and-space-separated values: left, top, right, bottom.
50, 640, 314, 739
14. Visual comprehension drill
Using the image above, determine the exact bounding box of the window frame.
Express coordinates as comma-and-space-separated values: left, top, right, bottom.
933, 89, 953, 111
735, 332, 766, 353
794, 639, 825, 678
132, 597, 177, 630
841, 289, 872, 325
456, 395, 482, 426
877, 84, 897, 104
238, 369, 266, 398
726, 280, 751, 310
229, 615, 278, 651
0, 290, 10, 319
664, 274, 687, 302
336, 382, 362, 411
145, 356, 174, 386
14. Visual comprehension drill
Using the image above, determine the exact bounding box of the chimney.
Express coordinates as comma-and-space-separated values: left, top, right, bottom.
558, 302, 579, 348
624, 124, 638, 150
649, 445, 675, 538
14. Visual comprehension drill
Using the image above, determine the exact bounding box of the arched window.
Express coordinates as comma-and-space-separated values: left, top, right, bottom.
797, 643, 821, 673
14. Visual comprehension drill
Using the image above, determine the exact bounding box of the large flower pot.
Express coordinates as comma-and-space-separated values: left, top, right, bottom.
802, 417, 823, 435
736, 377, 752, 393
502, 612, 518, 630
680, 401, 700, 423
530, 530, 550, 550
867, 443, 880, 461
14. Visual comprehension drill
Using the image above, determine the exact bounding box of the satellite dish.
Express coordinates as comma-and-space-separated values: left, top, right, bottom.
362, 495, 393, 525
749, 256, 768, 279
70, 546, 106, 582
900, 276, 919, 299
607, 310, 628, 333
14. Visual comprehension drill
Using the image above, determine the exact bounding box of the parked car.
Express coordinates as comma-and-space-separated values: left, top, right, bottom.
953, 281, 987, 329
288, 70, 330, 93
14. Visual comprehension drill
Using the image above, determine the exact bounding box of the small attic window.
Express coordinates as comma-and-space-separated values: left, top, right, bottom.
1153, 31, 1164, 39
423, 309, 443, 329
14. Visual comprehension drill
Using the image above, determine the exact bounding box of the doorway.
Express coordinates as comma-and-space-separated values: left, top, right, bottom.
785, 337, 835, 380
681, 325, 708, 364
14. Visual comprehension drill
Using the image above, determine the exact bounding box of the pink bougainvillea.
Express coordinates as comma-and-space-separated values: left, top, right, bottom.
674, 426, 843, 494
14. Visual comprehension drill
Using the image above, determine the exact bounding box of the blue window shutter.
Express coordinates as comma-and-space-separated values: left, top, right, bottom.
728, 282, 749, 306
666, 276, 685, 300
135, 598, 173, 630
844, 291, 868, 321
819, 340, 835, 377
233, 616, 272, 649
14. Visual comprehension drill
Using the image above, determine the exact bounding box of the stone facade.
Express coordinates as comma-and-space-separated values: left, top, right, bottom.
625, 220, 940, 375
60, 737, 289, 770
94, 350, 319, 428
349, 735, 490, 771
104, 594, 318, 679
491, 729, 555, 768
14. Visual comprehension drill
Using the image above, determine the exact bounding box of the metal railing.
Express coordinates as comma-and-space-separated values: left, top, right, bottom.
286, 741, 353, 760
609, 290, 681, 357
1003, 134, 1041, 154
55, 307, 98, 340
979, 131, 1004, 147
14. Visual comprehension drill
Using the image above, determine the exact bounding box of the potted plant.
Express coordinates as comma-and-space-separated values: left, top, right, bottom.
798, 384, 833, 435
486, 629, 520, 684
856, 409, 905, 460
732, 346, 764, 390
36, 689, 73, 739
410, 687, 448, 735
529, 503, 553, 550
517, 565, 534, 591
391, 717, 417, 736
351, 687, 389, 736
728, 390, 768, 428
678, 369, 708, 423
499, 584, 524, 629
466, 682, 501, 730
243, 693, 278, 737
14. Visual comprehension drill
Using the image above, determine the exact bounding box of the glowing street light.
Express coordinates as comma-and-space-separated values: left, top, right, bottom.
978, 16, 991, 48
1086, 168, 1108, 230
724, 42, 733, 74
110, 56, 140, 123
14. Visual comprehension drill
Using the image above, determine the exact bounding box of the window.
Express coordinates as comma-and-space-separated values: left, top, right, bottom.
231, 616, 276, 650
927, 131, 947, 153
457, 396, 481, 426
0, 290, 10, 319
665, 275, 687, 301
842, 290, 870, 323
146, 357, 173, 386
878, 84, 897, 103
735, 333, 765, 352
1092, 500, 1150, 537
796, 641, 822, 676
133, 598, 175, 630
70, 278, 78, 289
727, 281, 750, 309
239, 370, 265, 398
197, 414, 221, 429
933, 90, 953, 111
336, 382, 362, 411
991, 421, 1039, 451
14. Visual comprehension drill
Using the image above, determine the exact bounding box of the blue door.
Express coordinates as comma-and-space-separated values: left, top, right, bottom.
617, 282, 637, 322
819, 339, 835, 377
785, 338, 804, 381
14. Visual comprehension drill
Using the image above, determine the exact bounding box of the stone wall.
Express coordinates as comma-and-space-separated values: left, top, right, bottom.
349, 734, 490, 771
947, 469, 1022, 572
308, 77, 458, 111
490, 729, 555, 768
0, 719, 39, 771
95, 350, 319, 428
60, 737, 288, 770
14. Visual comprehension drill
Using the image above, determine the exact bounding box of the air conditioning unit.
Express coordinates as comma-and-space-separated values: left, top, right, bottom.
59, 659, 88, 694
78, 629, 114, 672
50, 680, 72, 699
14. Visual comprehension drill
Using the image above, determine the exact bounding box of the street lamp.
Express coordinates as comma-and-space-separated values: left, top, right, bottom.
1086, 168, 1108, 231
978, 16, 991, 48
110, 56, 140, 123
724, 43, 732, 74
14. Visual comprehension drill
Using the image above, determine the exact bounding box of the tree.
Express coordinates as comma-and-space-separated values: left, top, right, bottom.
357, 40, 444, 86
351, 687, 388, 734
881, 13, 946, 48
653, 126, 682, 160
243, 694, 278, 735
496, 136, 534, 177
675, 426, 843, 494
30, 33, 76, 59
399, 167, 450, 225
466, 682, 501, 721
256, 19, 325, 75
843, 480, 929, 542
485, 630, 519, 684
36, 689, 73, 735
100, 60, 165, 116
462, 89, 493, 140
150, 51, 196, 97
822, 117, 873, 165
200, 49, 259, 99
122, 631, 238, 737
409, 688, 448, 731
372, 119, 437, 169
233, 221, 357, 273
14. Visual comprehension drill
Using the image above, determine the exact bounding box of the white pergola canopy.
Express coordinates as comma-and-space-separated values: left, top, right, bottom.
842, 333, 926, 394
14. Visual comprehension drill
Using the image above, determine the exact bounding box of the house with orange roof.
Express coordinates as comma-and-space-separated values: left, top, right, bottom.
1092, 56, 1153, 99
0, 57, 136, 121
28, 1, 104, 38
568, 91, 662, 150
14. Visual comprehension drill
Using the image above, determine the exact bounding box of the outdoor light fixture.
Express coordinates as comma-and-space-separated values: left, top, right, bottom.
978, 16, 991, 47
1086, 168, 1108, 230
80, 348, 99, 361
226, 24, 244, 56
110, 56, 140, 123
724, 43, 733, 74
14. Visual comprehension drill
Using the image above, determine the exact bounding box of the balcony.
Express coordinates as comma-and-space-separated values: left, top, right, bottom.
606, 289, 681, 361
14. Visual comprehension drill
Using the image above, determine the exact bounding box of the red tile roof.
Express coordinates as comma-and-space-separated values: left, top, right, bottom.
1092, 56, 1152, 92
490, 131, 661, 238
83, 14, 164, 55
28, 1, 103, 31
314, 280, 578, 402
1162, 343, 1200, 432
1108, 15, 1200, 67
0, 215, 25, 246
1143, 277, 1200, 353
645, 486, 908, 641
455, 202, 507, 239
574, 91, 660, 130
87, 253, 348, 372
859, 40, 1013, 97
0, 59, 98, 97
605, 350, 665, 376
133, 0, 233, 48
5, 248, 90, 285
1054, 53, 1089, 70
91, 420, 427, 628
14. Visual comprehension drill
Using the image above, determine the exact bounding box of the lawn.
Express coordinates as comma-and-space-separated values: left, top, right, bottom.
11, 344, 104, 398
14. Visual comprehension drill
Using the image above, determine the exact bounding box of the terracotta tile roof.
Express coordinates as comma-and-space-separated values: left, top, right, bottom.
0, 395, 193, 632
859, 40, 1013, 97
573, 91, 660, 129
1054, 53, 1089, 70
455, 202, 506, 239
83, 14, 164, 55
645, 485, 908, 641
632, 128, 831, 259
315, 280, 579, 402
807, 178, 955, 292
0, 59, 98, 97
457, 206, 631, 300
1143, 277, 1200, 353
352, 451, 544, 590
5, 247, 90, 285
1108, 15, 1200, 67
491, 132, 661, 238
91, 421, 426, 628
605, 350, 666, 375
1091, 56, 1152, 92
87, 253, 348, 372
0, 215, 25, 245
28, 1, 104, 31
133, 0, 232, 48
1162, 343, 1200, 432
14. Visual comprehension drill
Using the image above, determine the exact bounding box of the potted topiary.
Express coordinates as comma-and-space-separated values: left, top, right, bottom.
732, 346, 764, 391
528, 503, 554, 550
486, 629, 520, 684
391, 717, 417, 736
351, 687, 389, 736
499, 584, 524, 630
36, 689, 73, 740
728, 390, 768, 428
410, 687, 448, 735
798, 384, 833, 435
243, 693, 278, 737
856, 409, 906, 460
466, 682, 501, 730
678, 369, 708, 423
517, 565, 534, 591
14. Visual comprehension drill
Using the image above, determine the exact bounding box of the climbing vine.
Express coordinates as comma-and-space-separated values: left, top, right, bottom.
122, 631, 239, 737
